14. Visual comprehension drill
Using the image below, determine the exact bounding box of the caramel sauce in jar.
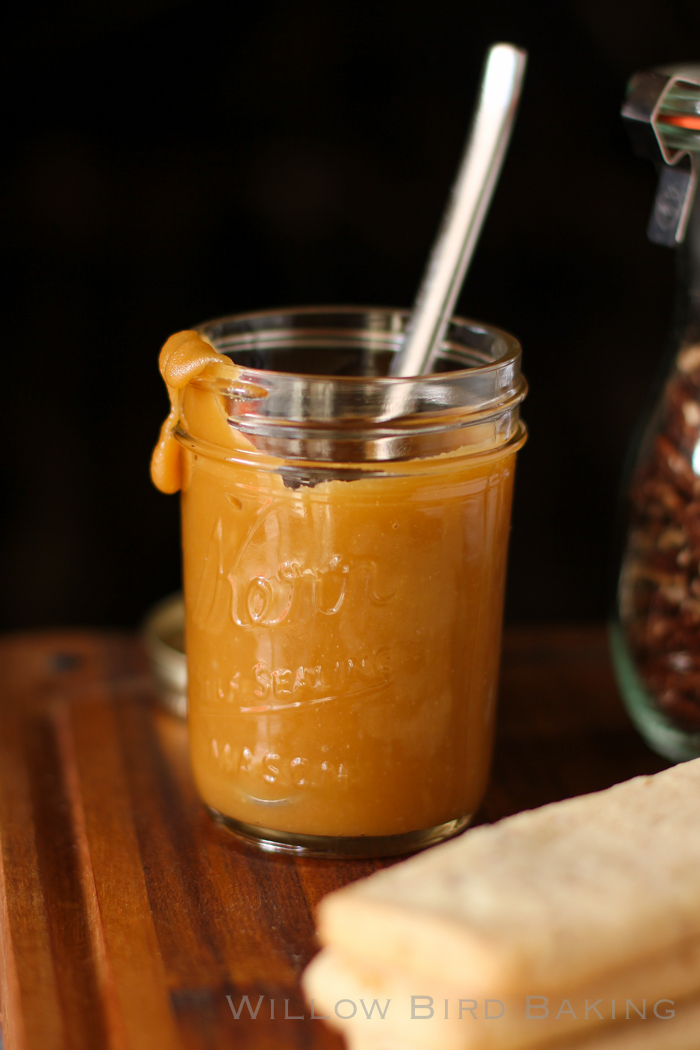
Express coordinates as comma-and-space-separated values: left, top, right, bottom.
151, 308, 526, 855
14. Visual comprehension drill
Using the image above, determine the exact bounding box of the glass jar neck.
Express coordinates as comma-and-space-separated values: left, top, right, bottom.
183, 307, 527, 469
676, 186, 700, 343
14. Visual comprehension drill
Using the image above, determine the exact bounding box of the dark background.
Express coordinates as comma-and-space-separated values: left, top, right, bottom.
1, 0, 697, 631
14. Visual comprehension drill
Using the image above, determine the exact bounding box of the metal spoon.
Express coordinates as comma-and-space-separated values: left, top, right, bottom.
389, 42, 527, 379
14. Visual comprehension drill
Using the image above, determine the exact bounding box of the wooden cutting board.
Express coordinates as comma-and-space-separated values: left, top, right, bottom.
0, 627, 668, 1050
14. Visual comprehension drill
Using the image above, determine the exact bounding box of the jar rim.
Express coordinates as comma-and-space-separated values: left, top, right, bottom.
196, 305, 522, 385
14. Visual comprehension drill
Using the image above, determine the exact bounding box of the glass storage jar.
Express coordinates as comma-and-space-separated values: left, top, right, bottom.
612, 65, 700, 761
155, 306, 527, 855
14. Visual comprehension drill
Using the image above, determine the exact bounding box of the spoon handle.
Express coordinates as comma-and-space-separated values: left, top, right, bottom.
390, 43, 527, 379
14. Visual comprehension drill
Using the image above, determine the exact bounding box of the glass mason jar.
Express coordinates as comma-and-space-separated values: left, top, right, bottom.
166, 306, 526, 856
612, 188, 700, 760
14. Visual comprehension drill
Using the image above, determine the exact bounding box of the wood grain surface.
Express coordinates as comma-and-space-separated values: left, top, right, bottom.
0, 626, 669, 1050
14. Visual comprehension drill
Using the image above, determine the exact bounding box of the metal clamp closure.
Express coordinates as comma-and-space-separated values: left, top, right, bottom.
622, 67, 700, 246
